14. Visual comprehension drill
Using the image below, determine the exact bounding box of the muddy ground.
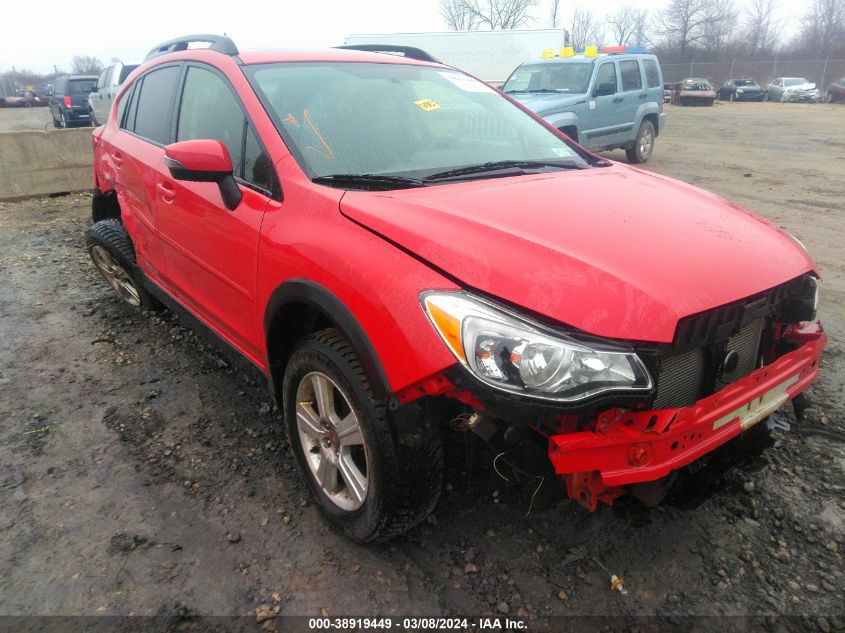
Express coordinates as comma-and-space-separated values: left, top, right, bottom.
1, 103, 844, 630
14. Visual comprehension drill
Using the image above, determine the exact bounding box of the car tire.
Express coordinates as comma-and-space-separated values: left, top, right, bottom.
283, 328, 443, 542
85, 219, 161, 311
729, 91, 735, 102
60, 111, 68, 128
626, 120, 655, 164
780, 93, 787, 103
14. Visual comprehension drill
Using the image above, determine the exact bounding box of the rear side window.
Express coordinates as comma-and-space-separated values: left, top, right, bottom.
69, 79, 96, 95
619, 61, 642, 91
177, 66, 245, 175
132, 66, 180, 144
643, 59, 661, 89
54, 78, 66, 94
594, 63, 617, 94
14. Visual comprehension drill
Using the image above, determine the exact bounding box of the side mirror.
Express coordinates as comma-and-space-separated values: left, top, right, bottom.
593, 82, 615, 97
164, 139, 242, 210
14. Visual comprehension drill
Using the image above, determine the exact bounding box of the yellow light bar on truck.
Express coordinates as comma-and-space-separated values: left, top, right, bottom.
584, 45, 598, 58
541, 49, 555, 59
560, 46, 575, 58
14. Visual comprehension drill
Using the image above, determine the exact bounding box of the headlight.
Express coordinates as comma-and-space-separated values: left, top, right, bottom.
421, 291, 652, 402
736, 88, 744, 93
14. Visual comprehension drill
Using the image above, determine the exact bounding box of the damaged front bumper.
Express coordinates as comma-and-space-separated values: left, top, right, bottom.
549, 322, 825, 508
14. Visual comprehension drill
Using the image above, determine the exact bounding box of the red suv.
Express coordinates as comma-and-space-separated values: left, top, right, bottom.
87, 35, 825, 541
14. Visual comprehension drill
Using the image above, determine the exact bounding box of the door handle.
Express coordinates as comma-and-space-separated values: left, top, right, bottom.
639, 93, 648, 99
156, 182, 175, 204
613, 97, 624, 103
111, 152, 123, 167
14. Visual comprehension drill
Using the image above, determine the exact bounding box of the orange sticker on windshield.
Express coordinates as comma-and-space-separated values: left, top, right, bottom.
414, 98, 440, 112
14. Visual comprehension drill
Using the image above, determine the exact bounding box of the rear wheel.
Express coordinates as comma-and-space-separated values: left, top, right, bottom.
283, 329, 443, 542
85, 219, 160, 311
626, 120, 655, 164
60, 111, 68, 128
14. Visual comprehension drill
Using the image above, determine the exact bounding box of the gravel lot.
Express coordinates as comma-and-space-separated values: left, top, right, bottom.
1, 103, 843, 630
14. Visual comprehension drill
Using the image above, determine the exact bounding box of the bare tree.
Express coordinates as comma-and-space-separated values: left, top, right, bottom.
653, 0, 736, 56
441, 0, 479, 30
607, 6, 649, 46
700, 0, 738, 52
550, 0, 561, 28
742, 0, 783, 56
468, 0, 538, 30
798, 0, 845, 56
570, 8, 606, 49
71, 55, 104, 74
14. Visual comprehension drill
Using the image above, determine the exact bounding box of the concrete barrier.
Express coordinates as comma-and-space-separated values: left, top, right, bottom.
0, 128, 93, 201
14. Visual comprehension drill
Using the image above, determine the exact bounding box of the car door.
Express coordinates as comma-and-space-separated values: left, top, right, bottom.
581, 60, 628, 150
769, 79, 783, 100
92, 67, 108, 121
615, 59, 646, 143
155, 63, 272, 360
108, 64, 181, 285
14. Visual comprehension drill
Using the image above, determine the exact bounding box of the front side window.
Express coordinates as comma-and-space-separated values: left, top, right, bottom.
177, 66, 245, 176
619, 61, 642, 91
96, 68, 108, 90
502, 62, 593, 94
594, 63, 617, 94
247, 62, 589, 180
132, 65, 180, 144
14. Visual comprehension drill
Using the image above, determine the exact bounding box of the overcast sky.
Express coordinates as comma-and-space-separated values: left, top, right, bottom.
1, 0, 810, 74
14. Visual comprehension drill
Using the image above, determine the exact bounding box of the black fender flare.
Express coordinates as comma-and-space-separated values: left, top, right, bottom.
264, 279, 391, 399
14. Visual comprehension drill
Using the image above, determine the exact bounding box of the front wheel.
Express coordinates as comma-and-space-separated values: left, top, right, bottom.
283, 329, 443, 542
626, 120, 655, 164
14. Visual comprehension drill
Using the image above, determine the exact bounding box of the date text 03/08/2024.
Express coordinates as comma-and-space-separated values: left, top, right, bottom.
307, 617, 529, 630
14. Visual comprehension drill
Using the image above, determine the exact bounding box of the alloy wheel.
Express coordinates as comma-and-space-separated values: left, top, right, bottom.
295, 371, 369, 511
639, 127, 654, 159
90, 245, 141, 306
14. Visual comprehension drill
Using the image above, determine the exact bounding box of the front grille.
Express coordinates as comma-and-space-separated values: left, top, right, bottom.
653, 318, 765, 409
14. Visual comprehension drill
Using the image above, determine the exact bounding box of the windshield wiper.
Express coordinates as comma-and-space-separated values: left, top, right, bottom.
425, 160, 587, 181
312, 174, 428, 190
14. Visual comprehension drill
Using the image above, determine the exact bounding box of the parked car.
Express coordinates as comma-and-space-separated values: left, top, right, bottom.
2, 90, 47, 107
766, 77, 821, 103
672, 78, 716, 106
663, 82, 673, 103
502, 48, 666, 163
89, 62, 139, 126
49, 74, 97, 128
717, 78, 765, 101
86, 35, 825, 542
827, 77, 845, 103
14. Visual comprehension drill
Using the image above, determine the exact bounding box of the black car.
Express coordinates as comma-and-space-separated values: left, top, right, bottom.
717, 78, 766, 102
49, 75, 97, 128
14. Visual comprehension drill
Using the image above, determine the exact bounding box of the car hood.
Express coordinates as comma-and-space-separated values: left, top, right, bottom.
786, 82, 817, 91
339, 166, 815, 343
509, 92, 586, 115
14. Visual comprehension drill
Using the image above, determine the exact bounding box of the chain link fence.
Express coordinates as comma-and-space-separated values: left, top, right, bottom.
660, 59, 845, 91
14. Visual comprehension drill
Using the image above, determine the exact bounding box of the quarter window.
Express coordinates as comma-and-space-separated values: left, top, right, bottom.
132, 65, 180, 144
619, 60, 643, 91
643, 59, 661, 89
243, 125, 271, 191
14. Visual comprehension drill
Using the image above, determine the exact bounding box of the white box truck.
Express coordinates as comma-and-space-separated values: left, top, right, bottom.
343, 29, 567, 85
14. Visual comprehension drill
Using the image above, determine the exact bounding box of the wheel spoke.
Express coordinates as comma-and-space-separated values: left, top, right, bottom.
336, 413, 364, 446
296, 402, 324, 437
316, 456, 338, 492
338, 452, 367, 504
311, 374, 334, 421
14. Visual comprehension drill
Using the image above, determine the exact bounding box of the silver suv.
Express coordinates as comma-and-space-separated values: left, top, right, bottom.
88, 62, 139, 126
503, 51, 666, 163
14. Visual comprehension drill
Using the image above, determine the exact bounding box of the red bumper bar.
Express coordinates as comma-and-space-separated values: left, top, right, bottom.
549, 325, 825, 488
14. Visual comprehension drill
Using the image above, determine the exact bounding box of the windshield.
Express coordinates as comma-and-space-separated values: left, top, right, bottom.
683, 79, 712, 90
784, 78, 808, 86
245, 62, 589, 180
734, 79, 756, 87
69, 79, 95, 94
502, 62, 593, 94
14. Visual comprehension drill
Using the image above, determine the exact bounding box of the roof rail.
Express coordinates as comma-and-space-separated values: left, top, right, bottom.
335, 44, 441, 64
144, 34, 239, 62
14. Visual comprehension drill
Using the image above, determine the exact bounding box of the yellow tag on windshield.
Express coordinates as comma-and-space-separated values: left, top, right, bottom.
414, 98, 440, 112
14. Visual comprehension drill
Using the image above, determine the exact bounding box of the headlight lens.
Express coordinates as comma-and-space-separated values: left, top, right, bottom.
421, 292, 652, 401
